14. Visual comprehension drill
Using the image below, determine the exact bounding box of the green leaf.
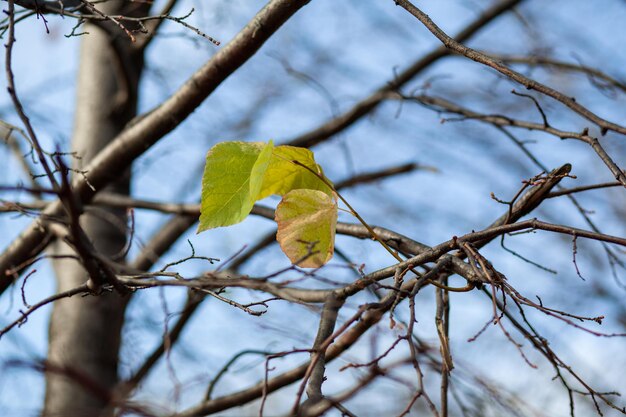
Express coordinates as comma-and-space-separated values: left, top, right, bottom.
258, 145, 332, 200
198, 140, 273, 232
275, 189, 338, 268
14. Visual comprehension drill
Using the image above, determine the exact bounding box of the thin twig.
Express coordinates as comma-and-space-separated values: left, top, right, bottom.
392, 0, 626, 137
0, 283, 90, 338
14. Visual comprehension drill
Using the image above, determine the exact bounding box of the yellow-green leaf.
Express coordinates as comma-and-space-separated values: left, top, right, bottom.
275, 189, 338, 268
198, 141, 273, 232
258, 145, 332, 200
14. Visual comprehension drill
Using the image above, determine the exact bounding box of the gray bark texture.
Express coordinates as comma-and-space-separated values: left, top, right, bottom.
43, 2, 148, 415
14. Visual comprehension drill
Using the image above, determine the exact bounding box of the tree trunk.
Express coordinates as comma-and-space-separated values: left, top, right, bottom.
43, 4, 148, 416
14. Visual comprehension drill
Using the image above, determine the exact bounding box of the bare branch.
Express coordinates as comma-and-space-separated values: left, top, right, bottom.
299, 293, 345, 414
0, 0, 313, 294
0, 283, 90, 338
136, 0, 179, 50
487, 53, 626, 95
392, 92, 626, 187
286, 0, 524, 148
392, 0, 626, 137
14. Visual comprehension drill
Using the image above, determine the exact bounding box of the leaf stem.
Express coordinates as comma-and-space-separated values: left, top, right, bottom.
292, 160, 473, 292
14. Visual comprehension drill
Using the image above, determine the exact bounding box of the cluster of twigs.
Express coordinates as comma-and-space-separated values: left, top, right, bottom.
0, 0, 219, 46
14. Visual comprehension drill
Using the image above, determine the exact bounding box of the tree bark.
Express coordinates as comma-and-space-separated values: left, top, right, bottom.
43, 3, 148, 415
